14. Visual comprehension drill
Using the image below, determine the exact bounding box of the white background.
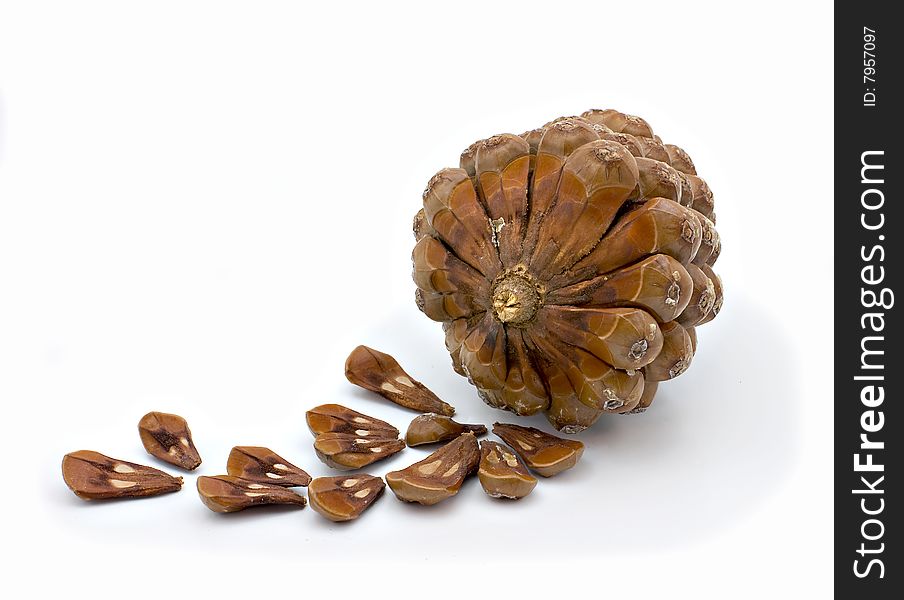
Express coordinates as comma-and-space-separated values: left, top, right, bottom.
0, 1, 833, 597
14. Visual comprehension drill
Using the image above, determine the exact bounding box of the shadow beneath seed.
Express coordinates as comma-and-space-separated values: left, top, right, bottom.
197, 502, 308, 522
58, 489, 184, 508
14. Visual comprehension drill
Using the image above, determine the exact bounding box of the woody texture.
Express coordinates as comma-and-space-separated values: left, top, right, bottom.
412, 109, 723, 433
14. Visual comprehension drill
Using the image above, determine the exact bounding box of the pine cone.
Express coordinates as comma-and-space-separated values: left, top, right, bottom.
411, 109, 722, 433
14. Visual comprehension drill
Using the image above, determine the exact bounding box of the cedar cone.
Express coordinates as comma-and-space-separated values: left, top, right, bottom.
412, 109, 722, 433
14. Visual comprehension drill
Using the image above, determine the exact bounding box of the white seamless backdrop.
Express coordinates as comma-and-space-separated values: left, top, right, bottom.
0, 1, 833, 598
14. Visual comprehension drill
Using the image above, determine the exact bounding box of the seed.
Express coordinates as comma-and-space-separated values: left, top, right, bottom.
137, 411, 202, 470
307, 404, 405, 470
385, 433, 480, 505
344, 345, 455, 416
196, 476, 306, 513
307, 474, 385, 522
312, 433, 404, 470
404, 414, 488, 447
492, 423, 584, 477
477, 441, 537, 500
305, 404, 399, 437
61, 450, 183, 500
226, 446, 311, 487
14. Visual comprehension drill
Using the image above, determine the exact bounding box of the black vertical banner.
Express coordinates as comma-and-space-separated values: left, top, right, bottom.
836, 3, 900, 596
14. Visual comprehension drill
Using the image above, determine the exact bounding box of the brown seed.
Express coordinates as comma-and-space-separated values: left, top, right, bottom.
307, 474, 386, 522
491, 423, 584, 477
344, 345, 455, 416
305, 403, 400, 438
196, 475, 306, 513
404, 413, 487, 446
385, 432, 480, 505
226, 446, 311, 487
61, 450, 183, 500
478, 440, 537, 499
137, 411, 202, 470
313, 432, 405, 470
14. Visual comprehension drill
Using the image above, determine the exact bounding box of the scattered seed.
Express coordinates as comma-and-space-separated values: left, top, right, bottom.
307, 474, 385, 522
196, 476, 306, 513
345, 345, 455, 416
478, 441, 537, 499
492, 423, 584, 477
306, 404, 399, 437
313, 433, 404, 470
226, 446, 311, 487
62, 450, 183, 500
137, 411, 202, 470
385, 433, 479, 505
404, 414, 488, 446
